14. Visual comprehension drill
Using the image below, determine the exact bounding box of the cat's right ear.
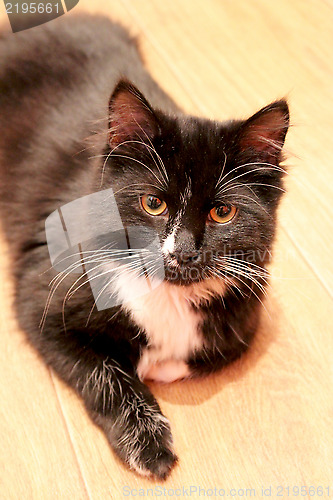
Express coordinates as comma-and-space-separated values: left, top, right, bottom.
108, 80, 160, 149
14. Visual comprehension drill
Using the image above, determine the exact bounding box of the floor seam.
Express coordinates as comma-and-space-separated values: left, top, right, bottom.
49, 371, 93, 500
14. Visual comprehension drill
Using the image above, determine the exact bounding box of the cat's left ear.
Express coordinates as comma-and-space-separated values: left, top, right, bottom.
108, 80, 160, 149
238, 100, 289, 159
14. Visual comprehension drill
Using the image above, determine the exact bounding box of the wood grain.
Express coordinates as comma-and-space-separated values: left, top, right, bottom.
0, 0, 332, 497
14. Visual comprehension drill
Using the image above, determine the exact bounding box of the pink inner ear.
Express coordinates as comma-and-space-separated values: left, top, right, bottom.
240, 108, 288, 154
109, 85, 157, 149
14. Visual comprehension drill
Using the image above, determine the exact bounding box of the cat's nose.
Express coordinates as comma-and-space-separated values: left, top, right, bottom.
169, 251, 200, 266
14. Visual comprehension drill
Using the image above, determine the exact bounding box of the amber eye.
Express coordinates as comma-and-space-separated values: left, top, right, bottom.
141, 195, 167, 216
210, 204, 237, 223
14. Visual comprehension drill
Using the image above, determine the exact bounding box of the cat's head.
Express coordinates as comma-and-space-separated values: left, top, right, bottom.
100, 80, 289, 287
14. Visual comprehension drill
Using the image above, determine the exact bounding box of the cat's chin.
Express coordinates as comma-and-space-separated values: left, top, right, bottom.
163, 267, 209, 287
164, 276, 205, 287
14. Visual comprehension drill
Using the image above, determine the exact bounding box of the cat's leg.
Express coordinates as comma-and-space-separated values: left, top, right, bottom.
86, 364, 178, 479
24, 321, 177, 479
13, 252, 176, 478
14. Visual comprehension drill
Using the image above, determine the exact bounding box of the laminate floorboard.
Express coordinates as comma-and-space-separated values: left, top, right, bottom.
0, 1, 332, 498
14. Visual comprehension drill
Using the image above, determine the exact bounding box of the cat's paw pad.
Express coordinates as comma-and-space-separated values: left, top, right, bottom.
145, 359, 190, 383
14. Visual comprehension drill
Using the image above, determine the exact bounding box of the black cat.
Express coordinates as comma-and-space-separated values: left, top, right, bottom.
0, 15, 289, 478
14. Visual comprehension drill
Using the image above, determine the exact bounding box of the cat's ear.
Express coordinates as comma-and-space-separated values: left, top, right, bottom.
239, 100, 289, 158
108, 80, 159, 149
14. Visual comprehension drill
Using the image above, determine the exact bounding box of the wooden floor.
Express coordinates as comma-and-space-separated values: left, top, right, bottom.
0, 0, 332, 497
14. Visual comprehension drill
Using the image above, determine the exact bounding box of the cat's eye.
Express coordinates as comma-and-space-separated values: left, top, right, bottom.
141, 195, 167, 216
210, 204, 237, 223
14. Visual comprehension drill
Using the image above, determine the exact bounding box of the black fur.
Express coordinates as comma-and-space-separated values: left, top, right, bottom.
0, 15, 289, 478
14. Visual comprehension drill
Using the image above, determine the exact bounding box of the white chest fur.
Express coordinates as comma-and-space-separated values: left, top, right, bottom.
120, 277, 226, 381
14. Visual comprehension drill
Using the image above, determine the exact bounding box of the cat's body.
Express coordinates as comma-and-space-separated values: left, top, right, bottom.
0, 15, 289, 478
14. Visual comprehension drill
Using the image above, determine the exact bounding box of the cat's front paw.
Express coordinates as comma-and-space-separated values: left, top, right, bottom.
113, 396, 177, 479
128, 435, 177, 479
144, 359, 191, 383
